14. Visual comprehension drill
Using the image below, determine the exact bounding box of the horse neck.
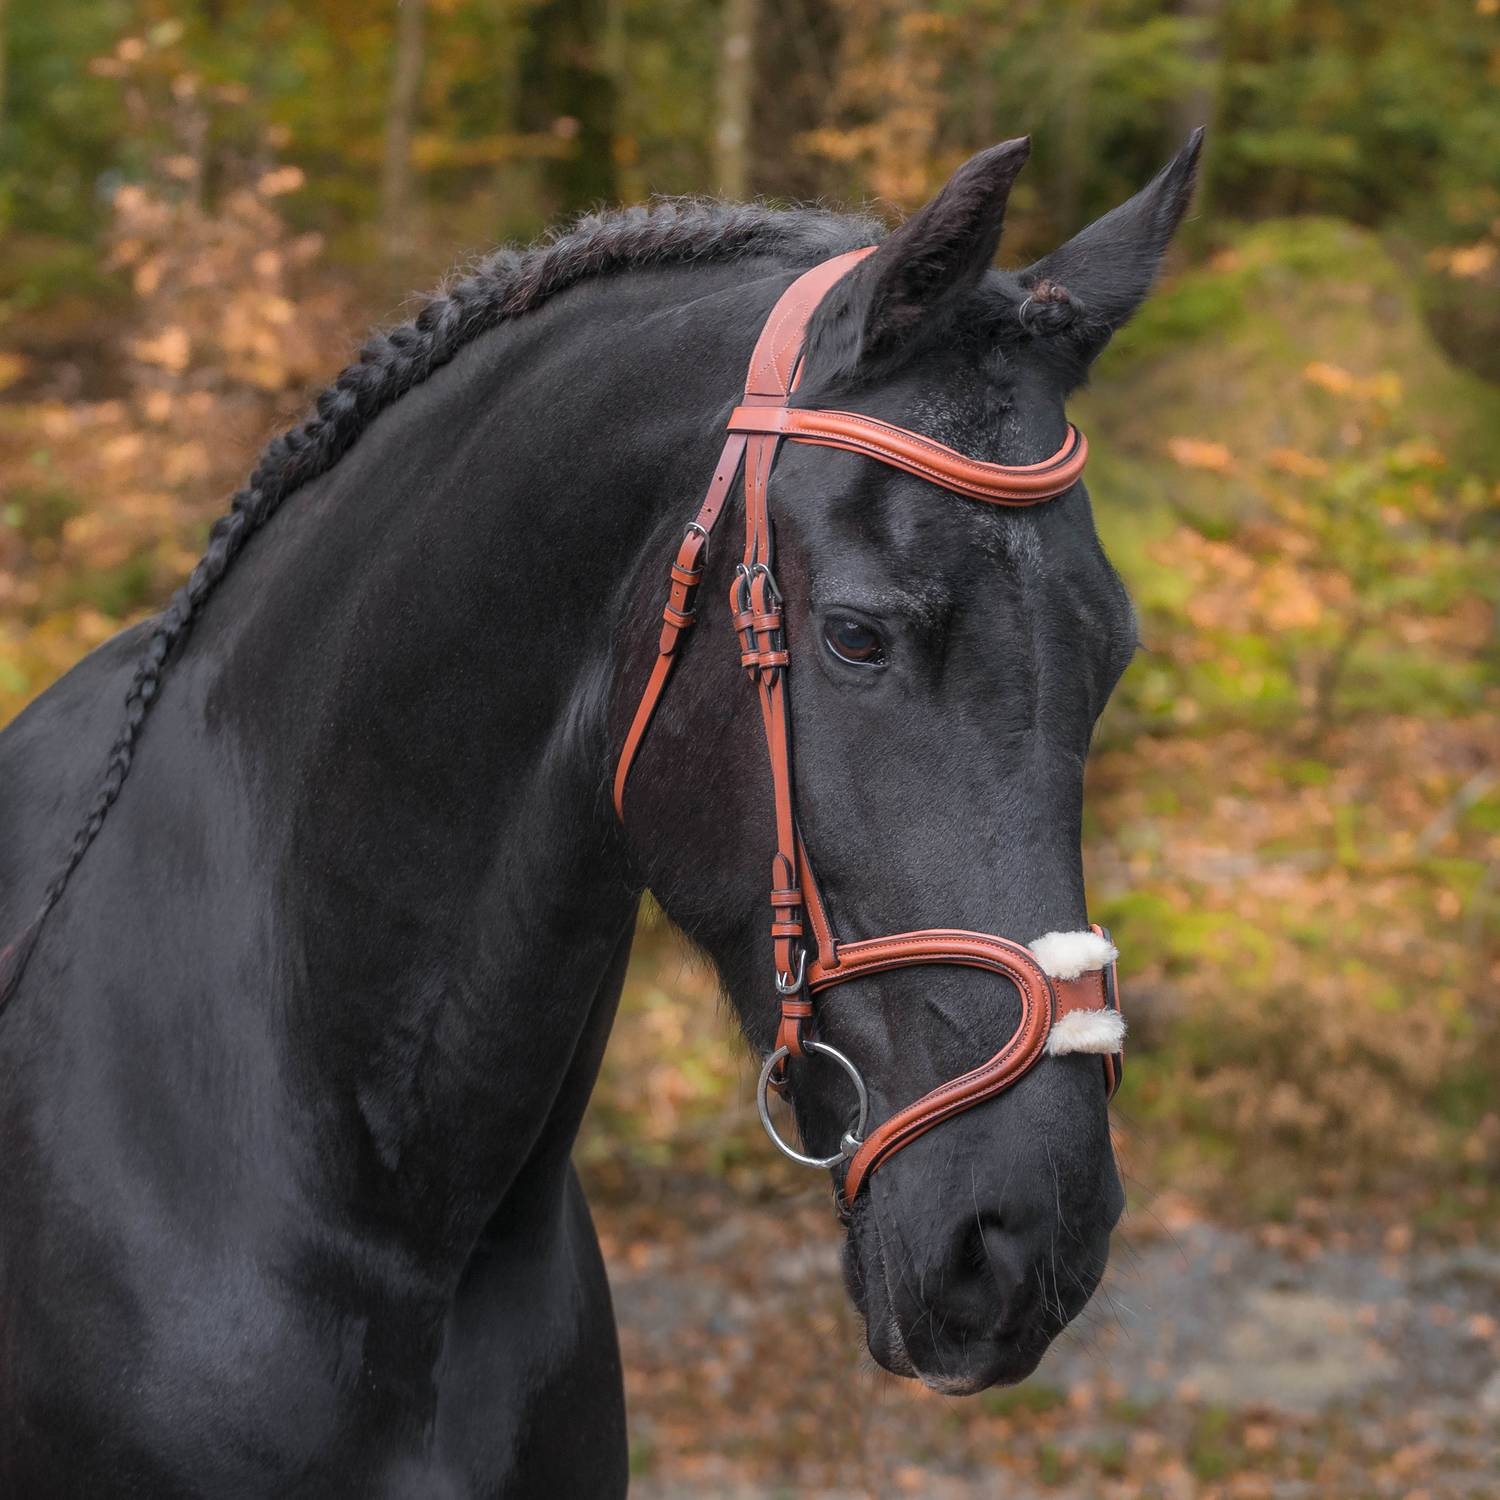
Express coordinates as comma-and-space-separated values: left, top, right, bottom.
76, 266, 761, 1268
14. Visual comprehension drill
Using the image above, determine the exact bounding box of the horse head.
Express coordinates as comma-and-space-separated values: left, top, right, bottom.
622, 131, 1202, 1392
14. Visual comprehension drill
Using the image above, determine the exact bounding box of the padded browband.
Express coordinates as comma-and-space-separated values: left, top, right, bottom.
726, 407, 1088, 504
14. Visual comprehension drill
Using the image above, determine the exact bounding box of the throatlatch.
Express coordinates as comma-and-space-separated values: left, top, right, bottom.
614, 250, 1123, 1212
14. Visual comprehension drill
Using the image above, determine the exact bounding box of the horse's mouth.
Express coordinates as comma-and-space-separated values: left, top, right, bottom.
843, 1203, 1087, 1394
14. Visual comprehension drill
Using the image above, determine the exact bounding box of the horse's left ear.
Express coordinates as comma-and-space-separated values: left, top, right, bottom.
802, 136, 1032, 387
1019, 128, 1204, 362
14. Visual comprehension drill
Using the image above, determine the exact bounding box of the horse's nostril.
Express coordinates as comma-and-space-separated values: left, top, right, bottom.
959, 1212, 1006, 1278
955, 1212, 1048, 1314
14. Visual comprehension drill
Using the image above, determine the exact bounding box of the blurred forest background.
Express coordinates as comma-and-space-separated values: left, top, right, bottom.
2, 1, 1498, 1495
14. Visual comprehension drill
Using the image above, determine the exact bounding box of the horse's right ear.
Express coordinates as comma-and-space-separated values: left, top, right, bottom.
802, 137, 1032, 387
1018, 129, 1204, 363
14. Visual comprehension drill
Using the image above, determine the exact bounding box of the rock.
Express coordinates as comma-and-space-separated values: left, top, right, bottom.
1180, 1289, 1397, 1412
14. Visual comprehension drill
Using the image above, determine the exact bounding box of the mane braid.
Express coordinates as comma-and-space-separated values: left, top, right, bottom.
0, 199, 884, 1008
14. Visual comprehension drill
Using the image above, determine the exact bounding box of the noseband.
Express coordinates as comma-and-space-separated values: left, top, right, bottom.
614, 250, 1123, 1213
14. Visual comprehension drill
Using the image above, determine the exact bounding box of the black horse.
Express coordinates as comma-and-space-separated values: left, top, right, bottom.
0, 133, 1200, 1496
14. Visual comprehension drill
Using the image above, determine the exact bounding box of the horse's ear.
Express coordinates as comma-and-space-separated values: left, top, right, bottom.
802, 137, 1031, 385
1018, 128, 1204, 362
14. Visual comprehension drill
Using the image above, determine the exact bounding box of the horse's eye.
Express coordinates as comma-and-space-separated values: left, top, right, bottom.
824, 617, 887, 667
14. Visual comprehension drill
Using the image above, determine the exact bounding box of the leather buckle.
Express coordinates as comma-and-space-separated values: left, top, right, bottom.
747, 560, 782, 606
775, 946, 807, 995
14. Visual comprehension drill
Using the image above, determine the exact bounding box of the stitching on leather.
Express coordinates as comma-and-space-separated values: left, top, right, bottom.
809, 410, 1076, 473
727, 408, 1085, 500
742, 407, 1079, 477
833, 936, 1054, 1186
837, 930, 1035, 959
725, 415, 1085, 502
763, 251, 869, 391
850, 995, 1047, 1181
751, 286, 805, 395
763, 296, 804, 392
792, 431, 1080, 500
812, 931, 1045, 984
762, 264, 841, 393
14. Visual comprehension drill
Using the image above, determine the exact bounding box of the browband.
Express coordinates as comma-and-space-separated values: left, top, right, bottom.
725, 406, 1088, 504
615, 248, 1121, 1212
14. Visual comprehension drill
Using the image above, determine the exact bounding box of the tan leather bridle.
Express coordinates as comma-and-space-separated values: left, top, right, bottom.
614, 249, 1122, 1211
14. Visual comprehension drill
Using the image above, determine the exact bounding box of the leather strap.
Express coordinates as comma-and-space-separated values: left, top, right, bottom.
743, 249, 875, 398
614, 250, 876, 821
612, 432, 750, 819
812, 923, 1124, 1201
824, 933, 1055, 1203
727, 407, 1088, 504
614, 248, 1123, 1209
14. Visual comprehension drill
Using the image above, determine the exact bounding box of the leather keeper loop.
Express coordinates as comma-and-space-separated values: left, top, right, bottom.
777, 1014, 807, 1059
662, 604, 694, 630
669, 562, 701, 586
770, 920, 803, 938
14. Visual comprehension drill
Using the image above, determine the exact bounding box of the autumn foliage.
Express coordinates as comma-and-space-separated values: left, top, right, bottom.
3, 8, 1499, 1494
3, 14, 1498, 1225
1098, 375, 1499, 1205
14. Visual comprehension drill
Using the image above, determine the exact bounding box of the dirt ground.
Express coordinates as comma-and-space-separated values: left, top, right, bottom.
593, 1171, 1500, 1499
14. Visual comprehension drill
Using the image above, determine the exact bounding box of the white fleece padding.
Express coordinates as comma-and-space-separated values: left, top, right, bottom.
1028, 929, 1118, 981
1046, 1007, 1127, 1057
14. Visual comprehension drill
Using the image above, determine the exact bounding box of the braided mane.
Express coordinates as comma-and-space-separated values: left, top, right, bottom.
0, 199, 885, 1006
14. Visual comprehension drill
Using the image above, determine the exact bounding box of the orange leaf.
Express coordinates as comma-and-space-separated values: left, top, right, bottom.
1268, 447, 1329, 478
1165, 436, 1235, 473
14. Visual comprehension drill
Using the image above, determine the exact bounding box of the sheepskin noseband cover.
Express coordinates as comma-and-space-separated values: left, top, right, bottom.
1030, 930, 1127, 1057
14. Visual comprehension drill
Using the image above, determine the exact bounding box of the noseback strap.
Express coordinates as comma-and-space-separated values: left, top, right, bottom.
613, 248, 1120, 1214
815, 933, 1054, 1203
812, 927, 1122, 1204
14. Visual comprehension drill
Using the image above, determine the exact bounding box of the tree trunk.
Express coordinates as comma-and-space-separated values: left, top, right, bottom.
1177, 0, 1224, 216
0, 0, 10, 165
715, 0, 758, 198
752, 0, 839, 201
381, 0, 427, 264
519, 0, 619, 220
1055, 0, 1099, 231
